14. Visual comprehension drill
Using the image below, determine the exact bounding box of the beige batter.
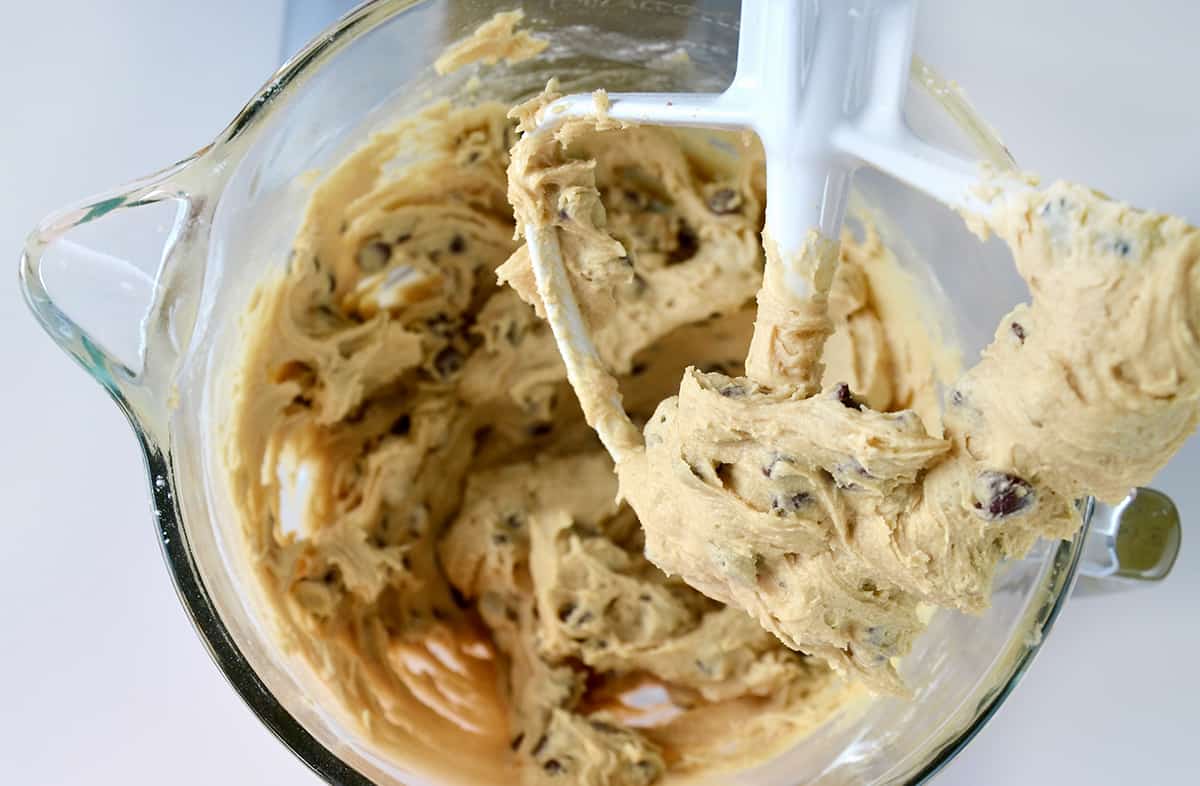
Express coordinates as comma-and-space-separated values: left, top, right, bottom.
222, 10, 1200, 786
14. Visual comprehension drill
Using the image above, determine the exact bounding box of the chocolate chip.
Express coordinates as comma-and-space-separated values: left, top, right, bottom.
1112, 238, 1132, 257
492, 532, 510, 545
448, 234, 466, 254
973, 471, 1037, 521
543, 759, 563, 775
830, 459, 870, 491
706, 187, 742, 215
630, 362, 648, 376
528, 421, 554, 437
434, 346, 464, 379
1038, 195, 1070, 217
666, 222, 699, 264
395, 232, 412, 244
557, 208, 570, 221
770, 492, 811, 515
834, 382, 863, 411
390, 414, 411, 436
557, 602, 576, 622
1011, 322, 1026, 343
503, 513, 524, 530
510, 732, 525, 751
719, 383, 747, 398
531, 735, 548, 757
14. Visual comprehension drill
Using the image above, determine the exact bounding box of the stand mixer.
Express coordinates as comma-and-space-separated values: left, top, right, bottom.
521, 0, 1024, 461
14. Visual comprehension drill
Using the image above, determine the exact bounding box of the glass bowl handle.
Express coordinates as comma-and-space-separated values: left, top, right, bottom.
19, 154, 211, 433
1076, 487, 1181, 594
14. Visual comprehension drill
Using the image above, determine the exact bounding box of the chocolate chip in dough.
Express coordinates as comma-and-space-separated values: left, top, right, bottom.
433, 346, 464, 379
834, 382, 864, 411
1011, 322, 1026, 343
719, 382, 747, 398
666, 222, 699, 264
973, 471, 1036, 520
706, 187, 743, 215
770, 492, 811, 515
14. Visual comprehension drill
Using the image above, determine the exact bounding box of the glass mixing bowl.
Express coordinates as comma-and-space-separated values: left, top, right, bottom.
18, 1, 1181, 784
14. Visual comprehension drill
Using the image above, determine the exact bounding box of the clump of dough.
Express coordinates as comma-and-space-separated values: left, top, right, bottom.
506, 99, 1200, 694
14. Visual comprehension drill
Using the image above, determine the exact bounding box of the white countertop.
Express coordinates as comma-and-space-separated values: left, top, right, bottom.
1, 1, 1196, 783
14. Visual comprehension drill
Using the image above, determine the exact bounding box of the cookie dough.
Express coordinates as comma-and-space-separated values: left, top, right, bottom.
223, 87, 946, 784
507, 91, 1200, 695
435, 9, 549, 76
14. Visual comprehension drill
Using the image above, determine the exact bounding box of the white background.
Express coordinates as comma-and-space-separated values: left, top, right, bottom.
2, 1, 1197, 783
